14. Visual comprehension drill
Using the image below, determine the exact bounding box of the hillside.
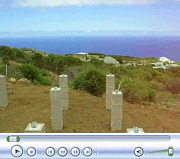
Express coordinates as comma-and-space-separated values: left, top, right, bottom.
0, 46, 180, 133
0, 84, 180, 133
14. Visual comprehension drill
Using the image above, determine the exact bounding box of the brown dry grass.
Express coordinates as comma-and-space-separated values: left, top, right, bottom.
0, 83, 180, 133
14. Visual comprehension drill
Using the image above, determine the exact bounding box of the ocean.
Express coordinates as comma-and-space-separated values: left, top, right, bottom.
0, 36, 180, 62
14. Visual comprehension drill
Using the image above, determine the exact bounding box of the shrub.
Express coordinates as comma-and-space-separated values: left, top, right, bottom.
167, 67, 180, 78
15, 58, 27, 64
120, 77, 156, 104
90, 58, 103, 67
14, 71, 24, 79
165, 79, 180, 94
40, 68, 50, 76
148, 89, 157, 102
88, 52, 104, 55
19, 64, 40, 82
109, 66, 129, 78
149, 80, 166, 91
0, 64, 6, 75
71, 69, 106, 97
31, 52, 45, 69
36, 75, 51, 85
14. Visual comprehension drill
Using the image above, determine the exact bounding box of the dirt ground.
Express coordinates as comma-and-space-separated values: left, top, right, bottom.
0, 83, 180, 133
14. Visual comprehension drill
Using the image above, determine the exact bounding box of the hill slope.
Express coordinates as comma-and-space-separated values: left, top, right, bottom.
0, 84, 180, 133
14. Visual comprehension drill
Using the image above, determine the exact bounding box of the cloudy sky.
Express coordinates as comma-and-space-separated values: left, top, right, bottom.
0, 0, 180, 36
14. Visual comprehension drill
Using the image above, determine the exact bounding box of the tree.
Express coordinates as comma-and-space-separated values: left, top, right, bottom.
0, 46, 16, 66
31, 52, 45, 69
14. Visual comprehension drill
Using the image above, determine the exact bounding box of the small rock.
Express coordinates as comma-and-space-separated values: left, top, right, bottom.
16, 78, 31, 85
9, 78, 16, 84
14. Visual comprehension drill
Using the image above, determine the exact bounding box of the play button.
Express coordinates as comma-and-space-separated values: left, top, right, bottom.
11, 145, 23, 157
134, 147, 144, 157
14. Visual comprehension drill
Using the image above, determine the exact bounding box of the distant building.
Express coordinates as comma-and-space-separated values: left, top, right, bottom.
76, 52, 89, 61
159, 57, 174, 63
152, 66, 166, 70
76, 52, 88, 55
103, 56, 119, 65
151, 62, 163, 66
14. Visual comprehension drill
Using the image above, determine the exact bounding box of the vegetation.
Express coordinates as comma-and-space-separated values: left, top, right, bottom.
110, 55, 123, 64
88, 52, 104, 55
90, 58, 104, 68
0, 45, 180, 105
19, 64, 51, 85
70, 69, 106, 97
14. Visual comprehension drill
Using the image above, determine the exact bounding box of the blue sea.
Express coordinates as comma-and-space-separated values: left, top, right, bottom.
0, 36, 180, 62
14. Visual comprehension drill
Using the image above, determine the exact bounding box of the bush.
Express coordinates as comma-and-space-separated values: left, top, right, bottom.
15, 58, 27, 64
90, 58, 103, 67
148, 89, 157, 102
36, 75, 51, 85
120, 77, 156, 104
88, 52, 104, 55
109, 66, 130, 78
19, 64, 40, 82
71, 69, 106, 97
31, 52, 45, 69
149, 80, 166, 91
166, 79, 180, 94
14, 71, 24, 79
40, 68, 50, 76
0, 64, 6, 75
167, 67, 180, 78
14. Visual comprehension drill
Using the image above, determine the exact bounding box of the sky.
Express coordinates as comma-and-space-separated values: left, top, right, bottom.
0, 0, 180, 37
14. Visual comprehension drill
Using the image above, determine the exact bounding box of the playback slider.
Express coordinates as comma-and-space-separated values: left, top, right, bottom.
7, 136, 20, 142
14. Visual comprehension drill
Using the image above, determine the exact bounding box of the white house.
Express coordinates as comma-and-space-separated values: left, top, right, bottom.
76, 52, 88, 55
159, 57, 174, 63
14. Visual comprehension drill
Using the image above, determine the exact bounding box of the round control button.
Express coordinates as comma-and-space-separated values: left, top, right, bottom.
83, 147, 92, 157
11, 145, 23, 157
46, 147, 55, 157
58, 147, 68, 157
71, 147, 80, 157
27, 147, 36, 157
134, 147, 144, 157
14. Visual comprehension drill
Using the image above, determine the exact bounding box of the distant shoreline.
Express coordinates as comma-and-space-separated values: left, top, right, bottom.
1, 36, 180, 62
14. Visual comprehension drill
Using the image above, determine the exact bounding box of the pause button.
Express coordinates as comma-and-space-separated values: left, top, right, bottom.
71, 147, 80, 157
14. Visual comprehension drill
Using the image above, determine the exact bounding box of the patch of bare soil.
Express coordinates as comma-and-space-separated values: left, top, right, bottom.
0, 84, 180, 133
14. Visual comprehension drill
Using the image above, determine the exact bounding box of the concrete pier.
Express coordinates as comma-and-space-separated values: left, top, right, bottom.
127, 127, 145, 133
106, 74, 115, 110
24, 121, 45, 133
50, 87, 63, 131
59, 74, 68, 110
111, 90, 123, 131
0, 75, 8, 108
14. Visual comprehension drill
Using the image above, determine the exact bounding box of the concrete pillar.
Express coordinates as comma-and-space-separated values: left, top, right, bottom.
59, 74, 68, 110
106, 74, 115, 110
50, 87, 63, 131
0, 75, 8, 108
24, 121, 45, 133
111, 90, 123, 131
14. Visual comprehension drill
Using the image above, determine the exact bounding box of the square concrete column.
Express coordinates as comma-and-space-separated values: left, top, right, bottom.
106, 74, 115, 110
0, 75, 8, 108
59, 74, 68, 110
50, 87, 63, 131
111, 90, 123, 131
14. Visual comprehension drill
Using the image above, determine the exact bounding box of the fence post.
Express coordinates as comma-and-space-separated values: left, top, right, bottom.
6, 64, 7, 77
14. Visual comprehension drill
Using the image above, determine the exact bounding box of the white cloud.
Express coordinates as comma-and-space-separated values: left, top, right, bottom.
13, 0, 162, 7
